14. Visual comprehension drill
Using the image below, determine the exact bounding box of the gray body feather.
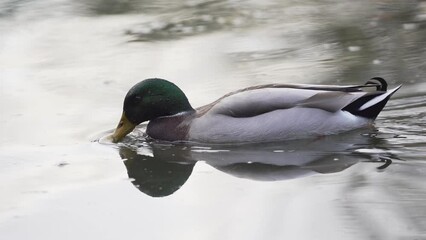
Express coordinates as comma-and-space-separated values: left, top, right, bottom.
187, 84, 393, 143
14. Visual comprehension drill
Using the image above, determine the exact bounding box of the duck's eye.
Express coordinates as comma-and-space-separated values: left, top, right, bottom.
126, 97, 138, 106
132, 96, 142, 104
117, 121, 124, 128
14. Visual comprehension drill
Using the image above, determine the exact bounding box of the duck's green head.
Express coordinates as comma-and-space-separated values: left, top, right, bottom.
112, 78, 194, 143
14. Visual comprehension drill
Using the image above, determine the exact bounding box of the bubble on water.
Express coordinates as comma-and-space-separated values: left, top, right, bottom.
136, 26, 153, 35
252, 10, 264, 19
273, 150, 284, 153
216, 17, 226, 24
182, 26, 193, 34
196, 25, 206, 32
149, 21, 166, 30
369, 21, 378, 27
232, 17, 244, 27
373, 59, 382, 65
403, 23, 417, 30
348, 46, 361, 52
415, 14, 426, 21
201, 15, 213, 22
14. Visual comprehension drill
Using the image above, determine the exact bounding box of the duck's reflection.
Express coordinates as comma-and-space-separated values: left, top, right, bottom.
119, 145, 196, 197
118, 129, 393, 197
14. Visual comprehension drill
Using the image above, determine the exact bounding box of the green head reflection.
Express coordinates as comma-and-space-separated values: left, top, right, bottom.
119, 145, 195, 197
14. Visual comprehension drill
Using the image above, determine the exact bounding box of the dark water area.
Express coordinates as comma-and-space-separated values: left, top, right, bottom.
1, 0, 426, 239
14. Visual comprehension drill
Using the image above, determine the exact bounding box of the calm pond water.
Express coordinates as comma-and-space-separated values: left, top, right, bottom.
1, 0, 426, 239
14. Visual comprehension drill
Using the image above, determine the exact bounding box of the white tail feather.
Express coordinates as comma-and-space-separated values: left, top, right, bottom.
359, 85, 402, 111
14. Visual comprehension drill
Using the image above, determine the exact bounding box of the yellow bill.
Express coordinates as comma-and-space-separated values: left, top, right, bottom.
111, 112, 136, 143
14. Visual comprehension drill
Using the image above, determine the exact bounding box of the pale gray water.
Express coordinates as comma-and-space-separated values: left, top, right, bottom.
0, 0, 426, 239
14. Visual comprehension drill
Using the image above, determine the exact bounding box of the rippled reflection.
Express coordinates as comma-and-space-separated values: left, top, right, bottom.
118, 128, 396, 197
119, 145, 195, 197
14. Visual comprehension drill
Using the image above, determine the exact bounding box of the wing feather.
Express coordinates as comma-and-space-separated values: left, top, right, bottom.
196, 83, 377, 118
297, 91, 364, 112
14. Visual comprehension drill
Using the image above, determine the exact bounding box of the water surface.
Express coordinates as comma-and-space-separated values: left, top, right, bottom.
1, 0, 426, 239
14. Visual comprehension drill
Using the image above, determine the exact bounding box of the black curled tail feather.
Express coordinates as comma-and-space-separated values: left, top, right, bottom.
343, 78, 401, 120
366, 77, 388, 91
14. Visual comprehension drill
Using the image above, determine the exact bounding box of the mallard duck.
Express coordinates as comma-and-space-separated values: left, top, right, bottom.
111, 77, 400, 143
